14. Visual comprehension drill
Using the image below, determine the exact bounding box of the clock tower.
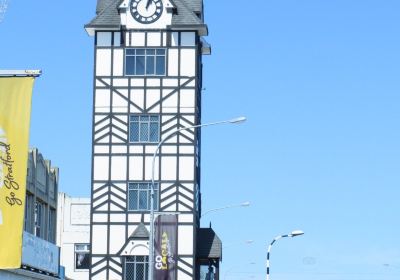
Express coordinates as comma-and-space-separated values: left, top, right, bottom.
85, 1, 219, 280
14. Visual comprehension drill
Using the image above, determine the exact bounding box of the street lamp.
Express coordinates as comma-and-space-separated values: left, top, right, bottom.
149, 117, 246, 280
201, 201, 250, 218
266, 230, 304, 280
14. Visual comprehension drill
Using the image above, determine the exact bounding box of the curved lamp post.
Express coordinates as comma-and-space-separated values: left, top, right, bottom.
201, 201, 250, 218
149, 117, 246, 280
266, 230, 304, 280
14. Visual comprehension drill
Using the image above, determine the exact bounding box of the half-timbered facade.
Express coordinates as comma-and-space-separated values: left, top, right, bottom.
85, 1, 217, 280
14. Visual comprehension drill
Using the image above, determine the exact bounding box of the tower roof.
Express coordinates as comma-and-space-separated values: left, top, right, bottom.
85, 0, 206, 34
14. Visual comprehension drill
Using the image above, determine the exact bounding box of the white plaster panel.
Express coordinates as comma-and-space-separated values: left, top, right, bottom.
145, 146, 157, 154
92, 258, 106, 272
112, 146, 127, 154
171, 32, 179, 46
160, 185, 176, 200
178, 203, 191, 212
111, 157, 127, 180
109, 225, 126, 254
163, 78, 178, 87
161, 157, 176, 180
128, 214, 141, 223
129, 156, 143, 180
113, 78, 129, 87
164, 135, 178, 144
95, 127, 110, 142
162, 146, 177, 154
177, 271, 192, 280
109, 270, 122, 280
179, 157, 194, 180
95, 89, 110, 109
93, 156, 109, 180
180, 49, 196, 77
162, 90, 178, 109
93, 183, 106, 192
163, 203, 177, 212
113, 49, 124, 76
146, 89, 160, 109
178, 214, 193, 223
180, 107, 195, 113
97, 32, 112, 46
131, 89, 145, 110
92, 225, 108, 254
181, 183, 194, 191
148, 104, 160, 113
178, 260, 193, 276
94, 145, 110, 154
96, 49, 112, 76
181, 32, 196, 46
180, 89, 195, 108
179, 195, 193, 208
131, 32, 145, 46
178, 226, 193, 255
92, 271, 107, 280
92, 194, 108, 209
96, 135, 110, 144
92, 214, 108, 223
147, 78, 160, 86
110, 214, 126, 223
168, 49, 179, 76
112, 93, 128, 113
145, 156, 159, 180
125, 32, 131, 46
114, 32, 121, 47
179, 146, 194, 154
162, 32, 167, 46
179, 187, 193, 201
109, 259, 122, 273
147, 32, 161, 46
160, 195, 175, 208
114, 114, 128, 123
131, 78, 145, 87
130, 146, 144, 154
163, 106, 178, 113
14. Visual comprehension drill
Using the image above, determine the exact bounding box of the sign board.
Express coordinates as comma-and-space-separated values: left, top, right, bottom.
22, 231, 60, 274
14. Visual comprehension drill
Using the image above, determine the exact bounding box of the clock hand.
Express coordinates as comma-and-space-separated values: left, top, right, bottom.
146, 0, 152, 9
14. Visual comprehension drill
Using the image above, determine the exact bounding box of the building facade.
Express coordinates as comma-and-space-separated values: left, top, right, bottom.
24, 148, 59, 243
57, 193, 90, 280
85, 1, 219, 279
0, 148, 63, 280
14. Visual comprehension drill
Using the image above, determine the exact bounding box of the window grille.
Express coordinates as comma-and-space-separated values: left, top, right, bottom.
128, 183, 159, 211
129, 115, 160, 143
125, 256, 149, 280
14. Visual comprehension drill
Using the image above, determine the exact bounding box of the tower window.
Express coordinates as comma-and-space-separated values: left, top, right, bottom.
125, 256, 149, 280
129, 115, 160, 143
125, 48, 166, 76
128, 183, 159, 211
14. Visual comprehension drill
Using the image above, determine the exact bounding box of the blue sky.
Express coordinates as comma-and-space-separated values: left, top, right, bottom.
1, 0, 400, 279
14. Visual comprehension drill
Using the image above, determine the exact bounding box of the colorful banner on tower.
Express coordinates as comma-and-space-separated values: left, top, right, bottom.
154, 214, 178, 280
0, 77, 35, 268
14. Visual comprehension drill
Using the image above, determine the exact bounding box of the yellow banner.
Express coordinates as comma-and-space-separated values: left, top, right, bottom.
0, 77, 34, 268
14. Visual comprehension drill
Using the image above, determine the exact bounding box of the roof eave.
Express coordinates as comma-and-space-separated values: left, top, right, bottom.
168, 24, 208, 36
84, 24, 121, 36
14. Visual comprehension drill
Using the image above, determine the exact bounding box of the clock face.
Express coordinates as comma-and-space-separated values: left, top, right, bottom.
130, 0, 163, 24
